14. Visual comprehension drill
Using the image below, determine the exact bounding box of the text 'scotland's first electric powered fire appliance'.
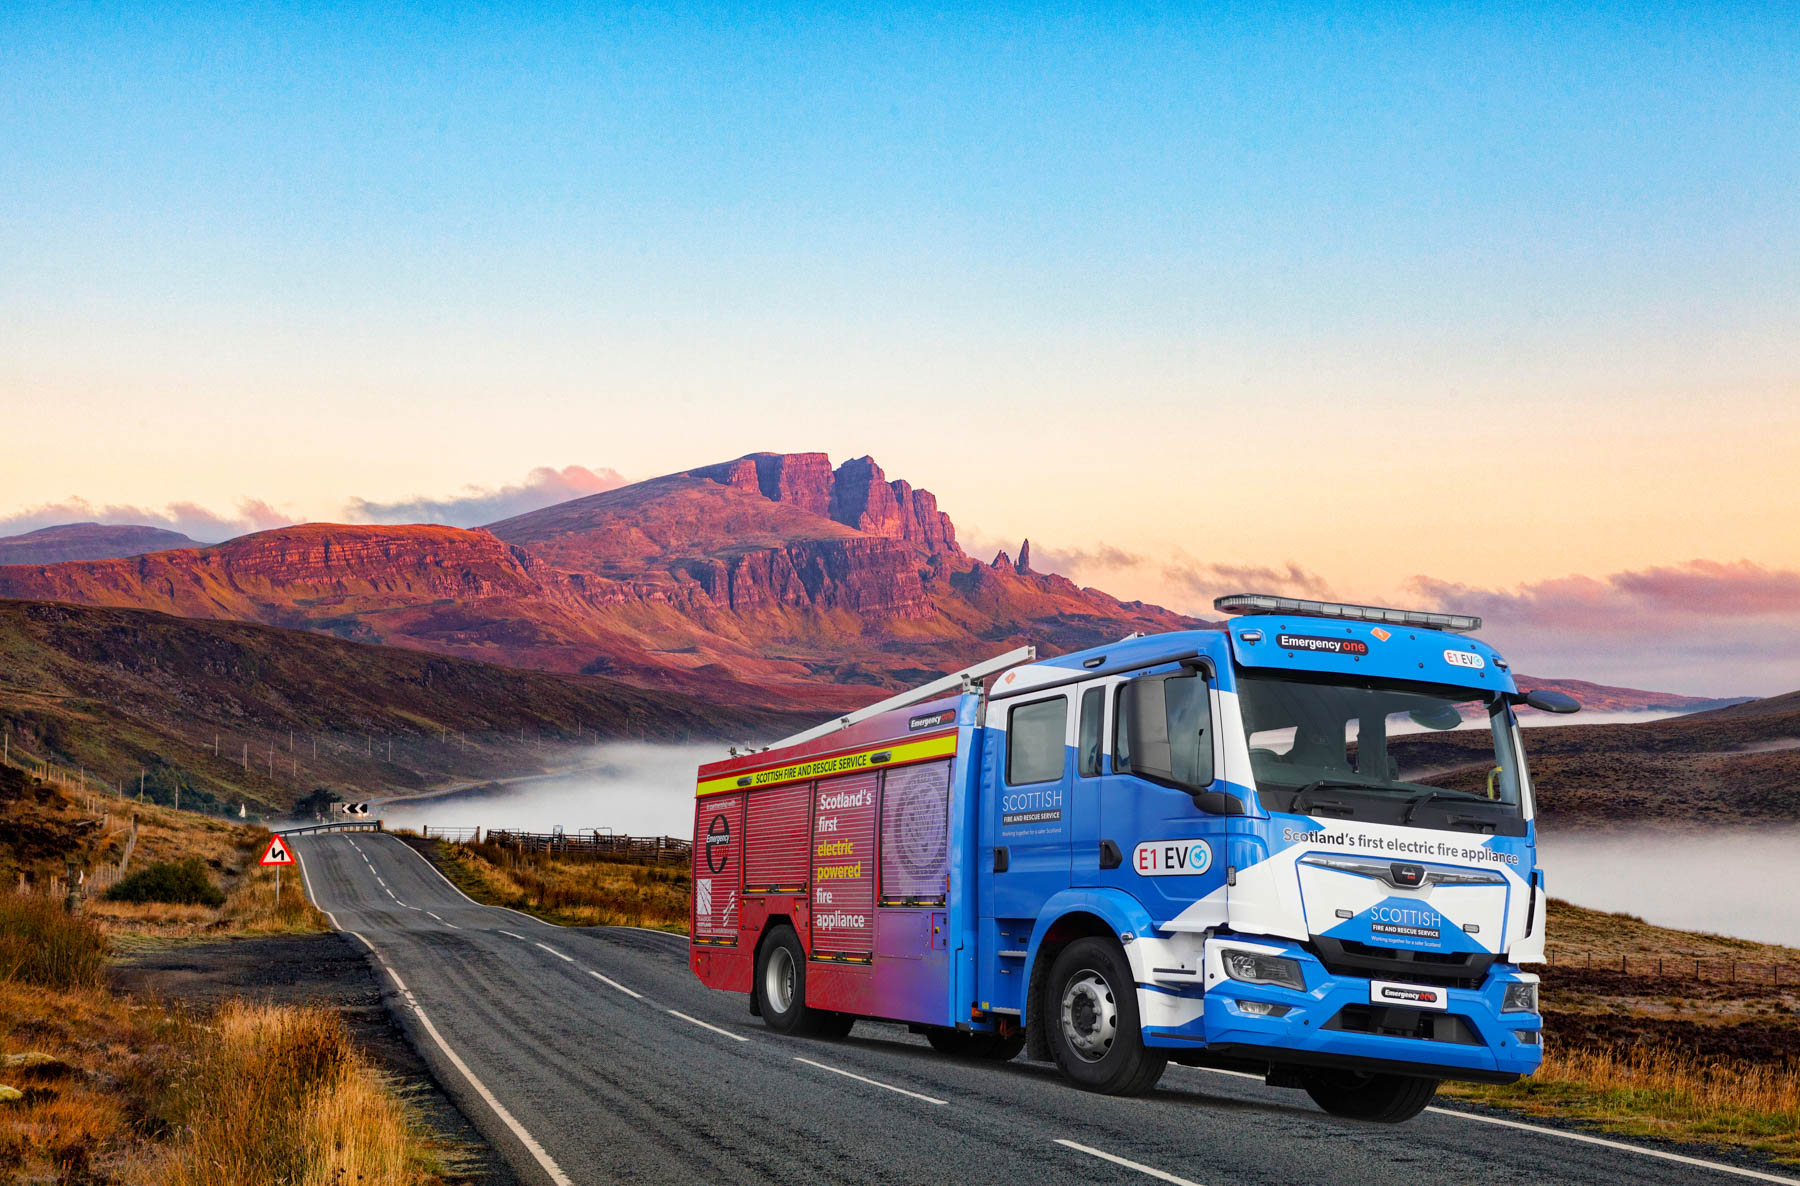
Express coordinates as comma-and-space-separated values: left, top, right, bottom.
689, 595, 1576, 1122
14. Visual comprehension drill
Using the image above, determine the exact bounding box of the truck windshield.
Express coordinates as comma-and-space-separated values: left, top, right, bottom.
1236, 671, 1527, 835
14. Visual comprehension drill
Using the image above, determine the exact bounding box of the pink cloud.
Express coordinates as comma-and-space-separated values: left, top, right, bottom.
1406, 561, 1800, 698
345, 465, 628, 527
0, 497, 296, 543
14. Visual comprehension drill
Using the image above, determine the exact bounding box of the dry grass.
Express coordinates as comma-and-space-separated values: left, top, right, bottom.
434, 838, 690, 931
141, 999, 436, 1186
88, 835, 327, 945
0, 981, 442, 1184
1444, 1045, 1800, 1164
0, 894, 108, 989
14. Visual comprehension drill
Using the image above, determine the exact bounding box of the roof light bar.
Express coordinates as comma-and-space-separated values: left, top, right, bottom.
1213, 593, 1481, 634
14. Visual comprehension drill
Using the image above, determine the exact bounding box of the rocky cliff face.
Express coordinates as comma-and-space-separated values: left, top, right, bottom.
0, 524, 582, 621
690, 452, 961, 557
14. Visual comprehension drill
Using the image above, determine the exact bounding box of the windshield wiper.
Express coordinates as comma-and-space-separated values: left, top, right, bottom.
1400, 788, 1487, 826
1291, 779, 1394, 813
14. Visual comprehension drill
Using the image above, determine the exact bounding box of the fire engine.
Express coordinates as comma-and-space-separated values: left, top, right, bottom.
689, 594, 1574, 1122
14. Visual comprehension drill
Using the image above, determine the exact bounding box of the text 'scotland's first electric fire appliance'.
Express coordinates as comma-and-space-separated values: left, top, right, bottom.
688, 595, 1576, 1122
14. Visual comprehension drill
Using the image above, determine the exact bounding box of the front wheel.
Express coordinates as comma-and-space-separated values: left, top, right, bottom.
1301, 1069, 1439, 1123
1043, 937, 1166, 1095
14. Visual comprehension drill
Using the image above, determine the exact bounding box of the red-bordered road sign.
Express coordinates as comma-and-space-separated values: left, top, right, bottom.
260, 834, 295, 866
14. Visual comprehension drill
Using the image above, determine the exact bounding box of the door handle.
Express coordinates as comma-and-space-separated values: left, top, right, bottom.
993, 846, 1009, 873
1099, 839, 1123, 869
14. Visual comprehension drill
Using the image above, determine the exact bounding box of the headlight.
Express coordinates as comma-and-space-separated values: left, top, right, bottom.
1221, 950, 1305, 990
1502, 982, 1538, 1013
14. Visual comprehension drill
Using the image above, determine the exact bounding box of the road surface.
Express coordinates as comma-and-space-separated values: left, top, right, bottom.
292, 831, 1797, 1186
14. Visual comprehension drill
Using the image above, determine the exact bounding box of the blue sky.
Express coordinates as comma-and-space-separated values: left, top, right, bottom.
2, 3, 1797, 693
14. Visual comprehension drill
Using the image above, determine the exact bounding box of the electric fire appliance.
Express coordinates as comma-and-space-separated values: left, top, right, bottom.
688, 594, 1573, 1122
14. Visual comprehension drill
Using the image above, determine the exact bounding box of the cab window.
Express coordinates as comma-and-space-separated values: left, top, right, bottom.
1007, 697, 1068, 784
1077, 686, 1105, 777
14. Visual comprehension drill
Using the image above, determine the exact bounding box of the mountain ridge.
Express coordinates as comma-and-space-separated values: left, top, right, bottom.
0, 453, 1734, 714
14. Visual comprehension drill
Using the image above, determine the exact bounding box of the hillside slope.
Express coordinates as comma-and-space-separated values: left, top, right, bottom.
0, 522, 201, 564
1390, 691, 1800, 824
0, 599, 805, 815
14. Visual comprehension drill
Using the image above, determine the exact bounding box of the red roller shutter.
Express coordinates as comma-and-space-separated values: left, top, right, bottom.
744, 782, 811, 893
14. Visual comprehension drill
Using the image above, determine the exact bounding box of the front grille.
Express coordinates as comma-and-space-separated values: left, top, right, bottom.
1324, 1004, 1483, 1045
1312, 937, 1492, 989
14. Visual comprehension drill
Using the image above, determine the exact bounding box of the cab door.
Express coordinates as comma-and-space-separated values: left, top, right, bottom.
981, 690, 1073, 922
1097, 668, 1232, 925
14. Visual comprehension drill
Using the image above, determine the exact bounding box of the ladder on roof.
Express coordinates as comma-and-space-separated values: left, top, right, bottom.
767, 646, 1037, 750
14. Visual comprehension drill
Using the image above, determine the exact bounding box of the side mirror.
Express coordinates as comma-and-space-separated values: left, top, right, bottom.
1119, 678, 1173, 783
1518, 688, 1581, 715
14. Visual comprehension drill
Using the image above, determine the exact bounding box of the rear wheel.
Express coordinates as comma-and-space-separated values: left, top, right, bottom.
753, 928, 855, 1038
754, 928, 812, 1034
1301, 1069, 1439, 1123
1043, 937, 1166, 1095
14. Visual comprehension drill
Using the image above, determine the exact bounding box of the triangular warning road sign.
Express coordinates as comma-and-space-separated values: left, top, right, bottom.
260, 834, 295, 866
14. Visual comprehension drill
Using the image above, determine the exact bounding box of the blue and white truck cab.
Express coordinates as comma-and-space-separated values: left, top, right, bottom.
694, 593, 1574, 1122
975, 594, 1574, 1121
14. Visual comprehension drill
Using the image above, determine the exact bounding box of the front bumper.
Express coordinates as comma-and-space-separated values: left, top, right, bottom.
1140, 938, 1542, 1082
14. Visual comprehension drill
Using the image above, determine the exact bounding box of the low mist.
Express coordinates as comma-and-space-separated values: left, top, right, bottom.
1539, 828, 1800, 948
379, 743, 723, 839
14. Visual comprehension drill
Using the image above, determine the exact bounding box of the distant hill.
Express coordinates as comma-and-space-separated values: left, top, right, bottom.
0, 522, 200, 564
0, 599, 806, 815
1390, 690, 1800, 825
0, 452, 1734, 715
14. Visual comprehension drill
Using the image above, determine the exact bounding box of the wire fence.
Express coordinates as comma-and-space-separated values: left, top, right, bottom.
1548, 951, 1798, 986
465, 828, 692, 866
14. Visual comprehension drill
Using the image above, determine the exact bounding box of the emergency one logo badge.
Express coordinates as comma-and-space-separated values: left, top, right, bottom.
705, 812, 732, 874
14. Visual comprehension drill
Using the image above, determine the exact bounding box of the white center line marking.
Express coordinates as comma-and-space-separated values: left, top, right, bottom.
499, 930, 525, 940
534, 942, 574, 963
586, 969, 643, 999
666, 1009, 750, 1042
1055, 1140, 1204, 1185
793, 1057, 945, 1105
1423, 1108, 1800, 1185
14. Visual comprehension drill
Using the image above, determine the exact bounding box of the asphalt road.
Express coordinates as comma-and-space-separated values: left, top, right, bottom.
292, 832, 1797, 1186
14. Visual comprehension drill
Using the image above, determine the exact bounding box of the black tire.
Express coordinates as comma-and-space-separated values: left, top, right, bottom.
926, 1028, 1026, 1060
1301, 1069, 1439, 1123
1042, 937, 1166, 1095
752, 927, 815, 1035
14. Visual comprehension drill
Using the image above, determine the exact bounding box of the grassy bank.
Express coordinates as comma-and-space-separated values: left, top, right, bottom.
423, 836, 689, 931
1438, 898, 1800, 1165
0, 895, 443, 1184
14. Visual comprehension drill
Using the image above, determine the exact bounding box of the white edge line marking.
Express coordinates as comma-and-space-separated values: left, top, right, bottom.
586, 969, 643, 999
534, 942, 574, 963
666, 1009, 749, 1042
1055, 1140, 1205, 1186
288, 832, 575, 1186
380, 832, 554, 927
411, 999, 575, 1186
1424, 1107, 1800, 1185
793, 1057, 946, 1105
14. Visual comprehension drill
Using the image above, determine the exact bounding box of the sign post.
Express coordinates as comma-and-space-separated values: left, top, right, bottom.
260, 833, 295, 908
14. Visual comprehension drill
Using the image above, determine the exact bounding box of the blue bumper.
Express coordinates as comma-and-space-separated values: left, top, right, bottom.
1142, 942, 1542, 1082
